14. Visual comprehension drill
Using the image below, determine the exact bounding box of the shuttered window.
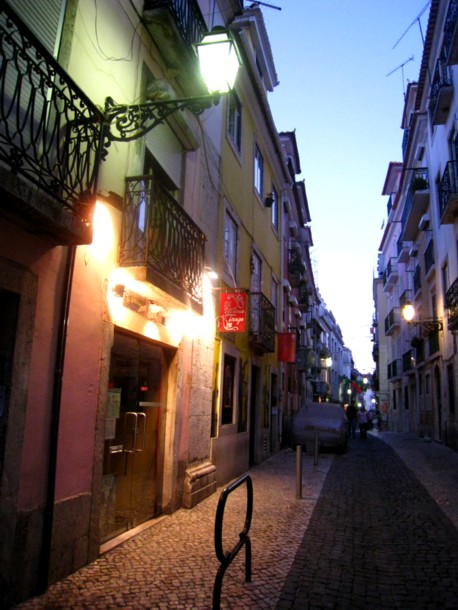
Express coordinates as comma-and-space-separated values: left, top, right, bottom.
6, 0, 65, 57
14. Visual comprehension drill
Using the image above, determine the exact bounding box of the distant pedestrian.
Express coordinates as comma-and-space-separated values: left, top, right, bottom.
346, 401, 357, 439
358, 407, 368, 439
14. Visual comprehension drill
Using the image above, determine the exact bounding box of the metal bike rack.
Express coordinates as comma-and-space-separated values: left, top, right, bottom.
213, 474, 253, 610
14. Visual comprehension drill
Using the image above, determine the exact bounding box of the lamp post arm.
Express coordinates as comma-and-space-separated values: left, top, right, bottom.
104, 94, 221, 142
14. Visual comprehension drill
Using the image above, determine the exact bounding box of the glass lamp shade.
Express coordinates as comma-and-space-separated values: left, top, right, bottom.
196, 29, 241, 94
402, 302, 415, 322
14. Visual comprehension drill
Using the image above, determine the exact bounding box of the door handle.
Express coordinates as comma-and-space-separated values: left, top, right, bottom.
135, 412, 146, 451
123, 412, 137, 453
123, 412, 146, 453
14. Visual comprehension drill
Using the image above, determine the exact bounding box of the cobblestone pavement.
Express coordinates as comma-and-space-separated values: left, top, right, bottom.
276, 431, 458, 610
15, 449, 332, 610
14, 432, 458, 610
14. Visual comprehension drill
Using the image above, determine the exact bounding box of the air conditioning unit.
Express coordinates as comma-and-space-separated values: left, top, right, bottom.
409, 245, 418, 257
418, 214, 430, 231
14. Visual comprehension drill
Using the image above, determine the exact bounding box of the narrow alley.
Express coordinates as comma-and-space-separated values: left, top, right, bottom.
14, 432, 458, 610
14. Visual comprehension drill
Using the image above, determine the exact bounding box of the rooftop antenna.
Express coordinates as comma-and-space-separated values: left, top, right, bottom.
387, 55, 414, 98
248, 1, 282, 10
392, 0, 430, 49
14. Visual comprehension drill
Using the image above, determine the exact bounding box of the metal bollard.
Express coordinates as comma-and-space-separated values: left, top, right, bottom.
296, 445, 302, 499
313, 431, 319, 466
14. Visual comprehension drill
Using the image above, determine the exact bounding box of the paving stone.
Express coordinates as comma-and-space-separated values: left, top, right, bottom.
13, 433, 458, 609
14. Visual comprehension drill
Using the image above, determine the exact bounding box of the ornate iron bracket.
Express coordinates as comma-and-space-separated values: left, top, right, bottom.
104, 94, 221, 142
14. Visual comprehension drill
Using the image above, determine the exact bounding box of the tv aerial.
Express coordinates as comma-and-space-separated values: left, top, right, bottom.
248, 1, 282, 10
392, 0, 431, 48
387, 55, 414, 98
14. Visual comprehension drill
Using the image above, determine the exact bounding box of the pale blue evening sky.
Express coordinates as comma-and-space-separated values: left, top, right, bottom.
261, 0, 430, 372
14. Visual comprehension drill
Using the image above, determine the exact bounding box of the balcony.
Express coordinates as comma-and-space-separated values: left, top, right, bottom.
445, 276, 458, 331
120, 175, 206, 312
143, 0, 208, 98
429, 59, 453, 125
444, 0, 458, 65
249, 292, 275, 353
384, 307, 400, 336
397, 238, 410, 263
438, 161, 458, 224
402, 129, 410, 160
0, 3, 105, 245
298, 280, 311, 313
401, 168, 430, 240
382, 258, 398, 292
288, 246, 306, 287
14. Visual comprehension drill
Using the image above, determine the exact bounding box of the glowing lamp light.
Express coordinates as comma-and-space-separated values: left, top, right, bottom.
196, 29, 241, 94
402, 302, 415, 322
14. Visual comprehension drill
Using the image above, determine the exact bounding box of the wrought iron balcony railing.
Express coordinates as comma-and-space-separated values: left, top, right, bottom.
402, 129, 409, 160
144, 0, 207, 52
249, 292, 275, 353
429, 58, 453, 125
443, 0, 458, 64
383, 257, 398, 289
121, 175, 206, 312
438, 160, 458, 223
445, 276, 458, 330
401, 168, 429, 240
288, 247, 306, 287
384, 307, 399, 336
0, 3, 105, 241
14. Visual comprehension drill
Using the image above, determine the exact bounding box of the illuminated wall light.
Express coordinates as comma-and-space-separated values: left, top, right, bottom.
89, 201, 116, 260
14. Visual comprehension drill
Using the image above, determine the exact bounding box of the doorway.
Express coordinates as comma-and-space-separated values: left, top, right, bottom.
100, 331, 169, 543
249, 365, 260, 466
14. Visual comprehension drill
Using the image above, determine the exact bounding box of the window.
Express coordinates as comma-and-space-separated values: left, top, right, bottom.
447, 364, 455, 413
442, 262, 449, 302
254, 144, 264, 197
271, 276, 278, 326
228, 91, 242, 152
250, 251, 262, 293
223, 210, 238, 281
271, 185, 279, 230
425, 374, 431, 395
221, 354, 236, 425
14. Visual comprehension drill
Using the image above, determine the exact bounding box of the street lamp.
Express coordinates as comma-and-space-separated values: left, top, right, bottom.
105, 28, 242, 142
401, 301, 443, 332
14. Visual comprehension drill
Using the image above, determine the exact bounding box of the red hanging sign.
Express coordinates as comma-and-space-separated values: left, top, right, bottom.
277, 332, 297, 362
218, 291, 247, 332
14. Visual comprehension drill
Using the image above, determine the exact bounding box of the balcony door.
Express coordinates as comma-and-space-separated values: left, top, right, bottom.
100, 331, 167, 543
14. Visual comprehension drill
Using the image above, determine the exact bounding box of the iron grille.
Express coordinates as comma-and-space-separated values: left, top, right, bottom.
143, 0, 207, 50
0, 3, 105, 220
439, 160, 458, 218
445, 276, 458, 330
249, 292, 275, 353
121, 175, 206, 309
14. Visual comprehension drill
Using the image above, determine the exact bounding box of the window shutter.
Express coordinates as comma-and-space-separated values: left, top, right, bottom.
7, 0, 64, 57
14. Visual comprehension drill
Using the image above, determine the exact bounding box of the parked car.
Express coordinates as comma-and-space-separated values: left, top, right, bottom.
292, 402, 348, 454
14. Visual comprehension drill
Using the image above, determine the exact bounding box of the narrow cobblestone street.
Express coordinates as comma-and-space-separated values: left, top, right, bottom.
277, 434, 458, 609
14, 432, 458, 610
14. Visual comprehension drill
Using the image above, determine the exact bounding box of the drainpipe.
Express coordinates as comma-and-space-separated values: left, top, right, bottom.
37, 243, 76, 594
